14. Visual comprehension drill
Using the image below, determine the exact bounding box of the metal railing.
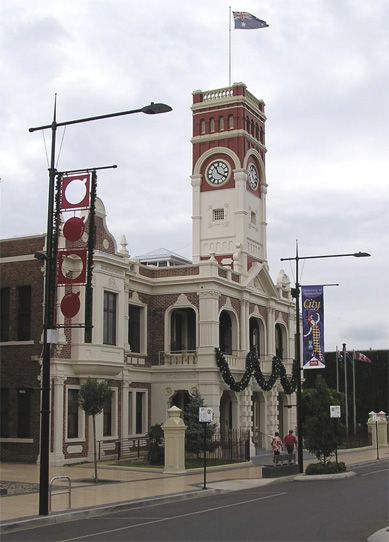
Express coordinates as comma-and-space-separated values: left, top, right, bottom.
49, 476, 71, 512
98, 436, 149, 461
186, 429, 250, 463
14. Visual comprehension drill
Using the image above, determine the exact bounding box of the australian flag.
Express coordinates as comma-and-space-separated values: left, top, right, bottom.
233, 12, 269, 30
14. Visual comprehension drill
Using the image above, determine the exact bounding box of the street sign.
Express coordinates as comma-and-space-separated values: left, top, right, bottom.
199, 407, 213, 423
330, 405, 341, 418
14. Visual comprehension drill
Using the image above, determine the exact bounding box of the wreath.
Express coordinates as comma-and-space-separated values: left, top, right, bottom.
215, 348, 298, 394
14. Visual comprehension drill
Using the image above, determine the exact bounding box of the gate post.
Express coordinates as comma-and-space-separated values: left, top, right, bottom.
162, 406, 187, 474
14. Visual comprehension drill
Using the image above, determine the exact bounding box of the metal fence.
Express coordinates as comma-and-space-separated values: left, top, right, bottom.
186, 429, 250, 463
97, 436, 149, 461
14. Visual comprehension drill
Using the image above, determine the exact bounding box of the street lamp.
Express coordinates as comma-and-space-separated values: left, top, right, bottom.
281, 243, 370, 473
29, 99, 172, 516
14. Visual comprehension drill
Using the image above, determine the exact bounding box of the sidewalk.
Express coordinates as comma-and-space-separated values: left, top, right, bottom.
1, 446, 387, 528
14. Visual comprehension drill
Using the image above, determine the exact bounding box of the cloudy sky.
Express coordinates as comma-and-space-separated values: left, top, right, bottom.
1, 0, 388, 351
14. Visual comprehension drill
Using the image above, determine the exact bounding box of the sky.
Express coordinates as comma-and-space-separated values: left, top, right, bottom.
1, 0, 388, 351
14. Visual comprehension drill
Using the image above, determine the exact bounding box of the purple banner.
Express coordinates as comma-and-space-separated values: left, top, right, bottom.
302, 285, 325, 369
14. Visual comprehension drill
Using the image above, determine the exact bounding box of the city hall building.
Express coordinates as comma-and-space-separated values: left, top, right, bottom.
0, 83, 297, 465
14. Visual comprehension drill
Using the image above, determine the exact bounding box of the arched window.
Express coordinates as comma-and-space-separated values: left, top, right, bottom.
210, 117, 215, 132
219, 310, 232, 354
260, 126, 264, 143
275, 323, 285, 359
228, 115, 234, 129
246, 116, 250, 132
255, 123, 259, 140
200, 119, 206, 134
251, 120, 255, 136
219, 116, 224, 131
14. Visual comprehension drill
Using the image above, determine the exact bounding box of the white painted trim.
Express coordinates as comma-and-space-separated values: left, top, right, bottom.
0, 255, 36, 263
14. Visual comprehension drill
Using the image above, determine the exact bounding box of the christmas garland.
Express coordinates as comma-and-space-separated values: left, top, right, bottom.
215, 348, 298, 394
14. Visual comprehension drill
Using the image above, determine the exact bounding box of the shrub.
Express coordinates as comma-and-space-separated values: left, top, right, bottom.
147, 424, 164, 465
305, 461, 347, 475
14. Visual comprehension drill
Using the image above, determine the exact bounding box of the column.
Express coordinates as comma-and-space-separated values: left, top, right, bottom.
51, 375, 65, 466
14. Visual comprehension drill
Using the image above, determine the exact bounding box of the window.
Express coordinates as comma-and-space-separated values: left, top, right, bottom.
0, 288, 10, 342
17, 286, 31, 340
128, 305, 141, 353
170, 308, 196, 352
213, 208, 225, 221
103, 390, 113, 436
103, 291, 117, 345
251, 211, 256, 225
17, 389, 31, 438
135, 391, 146, 434
219, 116, 224, 131
200, 119, 206, 134
67, 388, 83, 439
128, 389, 148, 435
209, 117, 215, 132
228, 115, 234, 129
0, 388, 8, 437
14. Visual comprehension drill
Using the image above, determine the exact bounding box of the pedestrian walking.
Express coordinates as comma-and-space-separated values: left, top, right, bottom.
283, 429, 298, 464
271, 432, 283, 465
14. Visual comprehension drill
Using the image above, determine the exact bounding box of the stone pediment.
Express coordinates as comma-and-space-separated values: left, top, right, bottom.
244, 262, 278, 297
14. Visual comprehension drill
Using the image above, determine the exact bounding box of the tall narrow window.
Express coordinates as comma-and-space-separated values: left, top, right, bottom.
0, 288, 10, 342
200, 119, 206, 134
103, 291, 117, 345
17, 389, 31, 437
209, 117, 215, 132
67, 388, 79, 439
135, 391, 146, 434
103, 390, 113, 436
219, 116, 224, 131
17, 286, 31, 340
228, 115, 234, 129
0, 388, 9, 437
128, 305, 141, 353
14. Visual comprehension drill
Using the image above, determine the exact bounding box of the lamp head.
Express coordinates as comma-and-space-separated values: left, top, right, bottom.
141, 102, 172, 115
353, 252, 371, 257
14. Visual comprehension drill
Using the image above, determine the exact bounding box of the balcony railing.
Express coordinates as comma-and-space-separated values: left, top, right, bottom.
158, 351, 197, 365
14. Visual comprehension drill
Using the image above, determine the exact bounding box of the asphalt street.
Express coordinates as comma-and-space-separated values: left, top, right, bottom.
2, 462, 388, 542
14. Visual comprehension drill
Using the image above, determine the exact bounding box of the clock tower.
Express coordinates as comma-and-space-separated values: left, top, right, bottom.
191, 82, 267, 273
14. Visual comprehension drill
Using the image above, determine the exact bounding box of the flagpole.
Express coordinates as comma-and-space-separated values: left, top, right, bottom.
335, 345, 339, 392
343, 343, 349, 437
352, 350, 357, 436
229, 6, 232, 86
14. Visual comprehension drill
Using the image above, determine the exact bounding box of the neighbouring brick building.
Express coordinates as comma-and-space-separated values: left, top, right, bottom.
1, 83, 297, 465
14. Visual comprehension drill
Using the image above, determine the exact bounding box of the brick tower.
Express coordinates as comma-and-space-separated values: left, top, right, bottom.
191, 82, 267, 273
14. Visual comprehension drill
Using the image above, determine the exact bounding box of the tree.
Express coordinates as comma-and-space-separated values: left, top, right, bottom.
147, 424, 164, 465
184, 389, 216, 458
302, 375, 343, 464
78, 378, 111, 482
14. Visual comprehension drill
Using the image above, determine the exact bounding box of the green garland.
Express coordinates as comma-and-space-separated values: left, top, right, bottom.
215, 348, 298, 394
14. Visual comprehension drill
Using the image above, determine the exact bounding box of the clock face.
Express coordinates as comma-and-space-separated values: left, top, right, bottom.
206, 160, 230, 185
248, 164, 259, 190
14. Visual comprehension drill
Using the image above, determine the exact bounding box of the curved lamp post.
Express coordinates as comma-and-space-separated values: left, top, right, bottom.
281, 243, 370, 473
29, 100, 172, 515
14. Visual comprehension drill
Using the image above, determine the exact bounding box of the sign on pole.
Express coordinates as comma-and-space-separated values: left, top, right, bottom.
199, 407, 213, 423
330, 405, 341, 418
302, 285, 325, 369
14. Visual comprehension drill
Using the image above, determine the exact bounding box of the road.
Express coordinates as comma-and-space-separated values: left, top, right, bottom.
2, 462, 388, 541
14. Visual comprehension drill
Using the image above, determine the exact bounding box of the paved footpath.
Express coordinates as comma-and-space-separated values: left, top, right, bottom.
0, 446, 387, 530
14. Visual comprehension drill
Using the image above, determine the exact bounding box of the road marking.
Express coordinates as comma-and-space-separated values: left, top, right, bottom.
361, 468, 388, 476
58, 492, 288, 542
